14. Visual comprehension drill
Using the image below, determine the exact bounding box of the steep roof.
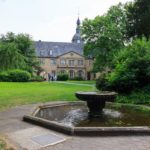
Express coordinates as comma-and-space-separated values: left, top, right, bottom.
35, 41, 84, 57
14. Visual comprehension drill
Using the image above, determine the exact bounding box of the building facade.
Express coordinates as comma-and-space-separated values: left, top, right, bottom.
35, 18, 95, 80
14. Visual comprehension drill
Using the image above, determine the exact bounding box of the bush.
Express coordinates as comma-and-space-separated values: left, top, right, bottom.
96, 73, 109, 91
96, 38, 150, 93
71, 76, 84, 81
30, 76, 45, 82
116, 85, 150, 105
57, 74, 68, 81
8, 69, 31, 82
0, 72, 10, 81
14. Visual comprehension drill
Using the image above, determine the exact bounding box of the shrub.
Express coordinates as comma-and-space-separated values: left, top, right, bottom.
30, 76, 45, 82
116, 85, 150, 105
57, 74, 68, 81
96, 38, 150, 93
96, 73, 109, 91
71, 76, 84, 81
8, 69, 31, 82
0, 72, 10, 81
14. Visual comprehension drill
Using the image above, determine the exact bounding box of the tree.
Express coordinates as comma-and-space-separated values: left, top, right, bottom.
96, 38, 150, 93
125, 0, 150, 40
0, 42, 25, 71
82, 3, 127, 72
0, 32, 39, 73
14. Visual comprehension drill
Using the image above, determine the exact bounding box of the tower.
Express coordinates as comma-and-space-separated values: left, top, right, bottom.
72, 17, 83, 44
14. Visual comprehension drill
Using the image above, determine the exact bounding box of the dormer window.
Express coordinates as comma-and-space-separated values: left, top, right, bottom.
77, 40, 80, 43
49, 50, 53, 56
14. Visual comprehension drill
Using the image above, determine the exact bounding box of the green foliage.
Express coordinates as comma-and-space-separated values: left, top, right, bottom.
96, 73, 109, 91
116, 85, 150, 105
0, 42, 26, 71
0, 139, 15, 150
82, 3, 127, 71
57, 74, 68, 81
0, 139, 6, 150
71, 76, 84, 81
8, 70, 31, 82
30, 76, 45, 82
0, 72, 10, 82
82, 0, 150, 72
125, 0, 150, 40
0, 70, 31, 82
0, 32, 39, 74
96, 38, 150, 93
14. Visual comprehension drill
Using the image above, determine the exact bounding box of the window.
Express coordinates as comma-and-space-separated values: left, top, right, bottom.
51, 59, 56, 65
78, 60, 83, 66
60, 59, 66, 65
77, 40, 80, 43
78, 70, 84, 78
69, 70, 75, 79
69, 60, 74, 66
49, 50, 53, 56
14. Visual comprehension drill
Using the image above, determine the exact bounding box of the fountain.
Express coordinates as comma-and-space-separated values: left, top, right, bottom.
75, 91, 117, 117
23, 91, 150, 136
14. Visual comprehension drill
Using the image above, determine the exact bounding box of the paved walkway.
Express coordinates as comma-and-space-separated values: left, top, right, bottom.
0, 103, 150, 150
55, 81, 95, 87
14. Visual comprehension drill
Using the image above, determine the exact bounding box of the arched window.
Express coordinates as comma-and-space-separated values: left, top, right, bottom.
78, 70, 83, 78
69, 70, 75, 79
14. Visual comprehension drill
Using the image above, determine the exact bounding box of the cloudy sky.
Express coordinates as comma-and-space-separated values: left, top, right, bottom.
0, 0, 133, 42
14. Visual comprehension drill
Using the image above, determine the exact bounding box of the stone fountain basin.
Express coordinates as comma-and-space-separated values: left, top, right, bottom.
23, 102, 150, 136
75, 91, 117, 102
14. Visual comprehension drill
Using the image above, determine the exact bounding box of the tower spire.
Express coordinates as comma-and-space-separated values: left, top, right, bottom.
77, 9, 80, 26
72, 15, 83, 44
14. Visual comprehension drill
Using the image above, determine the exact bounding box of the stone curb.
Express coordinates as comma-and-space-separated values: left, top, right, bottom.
23, 102, 150, 136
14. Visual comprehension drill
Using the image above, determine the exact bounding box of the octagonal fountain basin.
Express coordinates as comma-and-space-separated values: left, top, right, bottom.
23, 102, 150, 136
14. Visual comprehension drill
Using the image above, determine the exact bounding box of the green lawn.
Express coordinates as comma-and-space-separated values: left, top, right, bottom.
0, 82, 95, 111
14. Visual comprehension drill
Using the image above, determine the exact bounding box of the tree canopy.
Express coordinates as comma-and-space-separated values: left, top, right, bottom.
96, 38, 150, 93
82, 3, 127, 71
0, 32, 39, 73
82, 0, 150, 72
125, 0, 150, 40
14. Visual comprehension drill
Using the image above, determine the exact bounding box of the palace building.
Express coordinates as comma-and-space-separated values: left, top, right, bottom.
35, 18, 95, 80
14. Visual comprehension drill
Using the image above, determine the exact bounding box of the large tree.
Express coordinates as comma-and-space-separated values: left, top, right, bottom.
125, 0, 150, 40
82, 3, 127, 72
0, 32, 39, 73
0, 42, 25, 71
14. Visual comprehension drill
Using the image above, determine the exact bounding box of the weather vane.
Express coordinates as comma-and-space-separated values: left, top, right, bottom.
78, 7, 80, 18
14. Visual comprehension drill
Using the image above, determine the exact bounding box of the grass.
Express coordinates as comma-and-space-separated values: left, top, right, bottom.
0, 138, 15, 150
0, 140, 5, 150
0, 81, 95, 111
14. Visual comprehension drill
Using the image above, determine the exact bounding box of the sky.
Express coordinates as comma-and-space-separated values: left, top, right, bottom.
0, 0, 133, 42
